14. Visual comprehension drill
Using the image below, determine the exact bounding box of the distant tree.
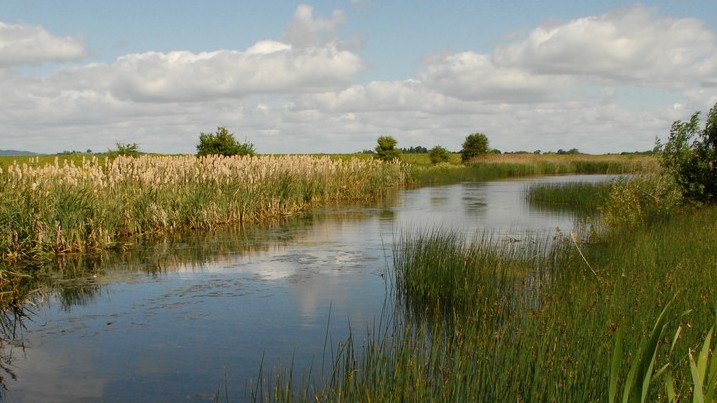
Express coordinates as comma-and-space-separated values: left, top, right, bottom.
428, 146, 451, 164
375, 136, 401, 161
401, 146, 429, 154
196, 127, 255, 157
658, 102, 717, 203
461, 133, 489, 163
108, 142, 140, 157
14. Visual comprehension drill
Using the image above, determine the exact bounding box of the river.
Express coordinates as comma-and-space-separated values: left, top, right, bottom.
1, 175, 611, 402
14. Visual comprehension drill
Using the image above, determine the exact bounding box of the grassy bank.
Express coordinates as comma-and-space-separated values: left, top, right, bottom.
255, 176, 717, 402
0, 154, 407, 262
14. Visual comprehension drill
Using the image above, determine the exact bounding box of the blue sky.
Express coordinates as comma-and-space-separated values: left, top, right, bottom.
1, 1, 716, 154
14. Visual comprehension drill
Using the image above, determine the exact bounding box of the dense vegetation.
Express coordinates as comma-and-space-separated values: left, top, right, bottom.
658, 103, 717, 203
0, 154, 406, 262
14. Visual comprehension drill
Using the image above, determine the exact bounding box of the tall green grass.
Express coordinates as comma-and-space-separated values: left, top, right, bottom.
526, 181, 613, 213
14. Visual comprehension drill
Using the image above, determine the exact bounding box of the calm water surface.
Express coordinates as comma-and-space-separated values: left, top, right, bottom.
3, 175, 610, 402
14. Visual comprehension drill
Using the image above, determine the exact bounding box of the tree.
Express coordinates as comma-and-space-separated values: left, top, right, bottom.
658, 103, 717, 203
461, 133, 489, 163
374, 136, 401, 161
196, 127, 255, 157
108, 142, 140, 157
428, 145, 451, 164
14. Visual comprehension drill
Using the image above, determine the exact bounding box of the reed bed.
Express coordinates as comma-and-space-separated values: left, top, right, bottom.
0, 154, 407, 261
409, 153, 658, 186
526, 181, 613, 213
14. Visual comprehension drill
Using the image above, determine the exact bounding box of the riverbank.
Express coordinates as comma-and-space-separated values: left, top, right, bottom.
254, 174, 717, 401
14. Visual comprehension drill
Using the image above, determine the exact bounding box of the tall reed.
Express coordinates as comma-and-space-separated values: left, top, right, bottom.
0, 155, 408, 262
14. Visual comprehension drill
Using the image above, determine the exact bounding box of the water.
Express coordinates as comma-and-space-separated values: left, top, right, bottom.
1, 175, 611, 402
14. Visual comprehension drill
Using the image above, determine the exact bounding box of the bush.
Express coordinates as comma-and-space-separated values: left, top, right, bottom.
107, 142, 140, 158
374, 136, 401, 161
461, 133, 489, 163
658, 103, 717, 203
599, 175, 682, 231
428, 146, 451, 164
196, 127, 255, 157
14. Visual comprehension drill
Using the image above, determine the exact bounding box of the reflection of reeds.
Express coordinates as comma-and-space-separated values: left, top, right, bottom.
0, 155, 407, 261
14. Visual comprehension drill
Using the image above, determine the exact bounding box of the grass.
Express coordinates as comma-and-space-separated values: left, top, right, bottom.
526, 181, 613, 214
253, 176, 717, 402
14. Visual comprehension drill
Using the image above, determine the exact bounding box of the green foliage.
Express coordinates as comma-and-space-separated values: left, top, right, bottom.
599, 175, 682, 231
374, 135, 401, 161
427, 146, 451, 164
658, 103, 717, 203
461, 133, 489, 163
107, 142, 140, 158
196, 126, 255, 157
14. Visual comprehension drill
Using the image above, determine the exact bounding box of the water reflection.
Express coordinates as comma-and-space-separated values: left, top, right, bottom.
2, 176, 610, 401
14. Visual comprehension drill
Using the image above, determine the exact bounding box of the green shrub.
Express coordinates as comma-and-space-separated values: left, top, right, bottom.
196, 127, 255, 157
460, 133, 489, 163
658, 103, 717, 203
375, 136, 401, 161
599, 175, 682, 231
107, 142, 140, 158
428, 146, 451, 164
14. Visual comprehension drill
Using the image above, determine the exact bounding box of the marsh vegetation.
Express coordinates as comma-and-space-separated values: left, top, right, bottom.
251, 168, 717, 402
1, 149, 715, 401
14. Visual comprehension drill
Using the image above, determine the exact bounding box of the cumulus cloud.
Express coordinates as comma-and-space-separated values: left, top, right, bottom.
304, 80, 458, 112
283, 4, 347, 47
494, 5, 717, 88
31, 39, 363, 103
0, 22, 86, 67
418, 51, 574, 103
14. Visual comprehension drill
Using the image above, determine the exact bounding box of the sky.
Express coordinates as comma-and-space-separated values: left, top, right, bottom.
1, 1, 716, 155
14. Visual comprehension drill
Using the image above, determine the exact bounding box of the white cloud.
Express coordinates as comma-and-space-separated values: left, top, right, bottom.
0, 22, 86, 67
419, 51, 574, 103
494, 5, 717, 89
283, 4, 347, 47
20, 41, 364, 104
